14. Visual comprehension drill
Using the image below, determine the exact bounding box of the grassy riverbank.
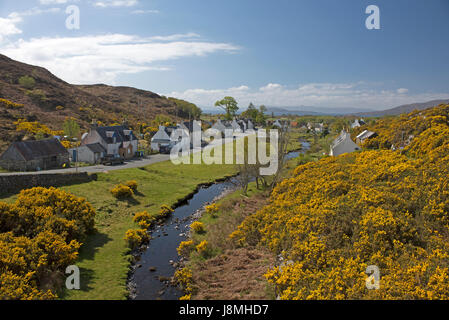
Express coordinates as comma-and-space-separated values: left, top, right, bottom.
1, 159, 237, 300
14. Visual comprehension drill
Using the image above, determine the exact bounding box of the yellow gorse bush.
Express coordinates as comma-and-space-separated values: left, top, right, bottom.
133, 211, 155, 229
177, 240, 195, 257
124, 229, 149, 249
191, 221, 205, 234
231, 104, 449, 300
205, 203, 220, 215
124, 180, 138, 192
159, 204, 174, 218
0, 187, 96, 300
0, 98, 24, 109
14, 119, 63, 137
110, 184, 134, 199
196, 240, 208, 254
174, 267, 193, 298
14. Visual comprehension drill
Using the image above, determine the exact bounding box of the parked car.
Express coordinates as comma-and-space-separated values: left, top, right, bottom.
101, 155, 124, 166
159, 145, 172, 154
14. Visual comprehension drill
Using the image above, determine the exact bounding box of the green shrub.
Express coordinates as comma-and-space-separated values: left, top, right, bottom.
18, 76, 35, 89
26, 89, 47, 102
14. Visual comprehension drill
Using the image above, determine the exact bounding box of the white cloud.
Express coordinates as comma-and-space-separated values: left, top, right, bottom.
0, 33, 239, 84
131, 9, 160, 14
39, 0, 71, 4
0, 8, 61, 42
8, 7, 61, 19
166, 83, 449, 111
0, 16, 22, 41
94, 0, 138, 8
260, 83, 283, 91
397, 88, 409, 94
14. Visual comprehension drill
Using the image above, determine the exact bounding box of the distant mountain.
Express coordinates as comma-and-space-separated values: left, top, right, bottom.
265, 107, 321, 116
265, 106, 374, 116
354, 99, 449, 117
202, 105, 375, 116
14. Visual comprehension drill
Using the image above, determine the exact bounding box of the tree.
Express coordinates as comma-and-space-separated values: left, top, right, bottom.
215, 96, 239, 120
63, 118, 80, 140
168, 97, 202, 119
241, 103, 267, 126
63, 118, 80, 171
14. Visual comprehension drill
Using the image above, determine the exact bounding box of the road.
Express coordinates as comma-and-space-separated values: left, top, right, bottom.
0, 133, 252, 176
0, 154, 173, 176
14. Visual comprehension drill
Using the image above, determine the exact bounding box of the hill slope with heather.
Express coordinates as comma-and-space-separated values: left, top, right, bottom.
0, 54, 196, 152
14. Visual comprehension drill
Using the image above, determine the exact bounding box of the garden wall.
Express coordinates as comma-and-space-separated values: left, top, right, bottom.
0, 172, 97, 195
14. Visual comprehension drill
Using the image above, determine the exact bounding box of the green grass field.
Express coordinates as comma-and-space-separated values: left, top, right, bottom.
1, 159, 237, 300
65, 161, 237, 300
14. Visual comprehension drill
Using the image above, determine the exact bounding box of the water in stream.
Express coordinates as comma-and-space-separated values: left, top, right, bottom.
130, 179, 236, 300
130, 141, 310, 300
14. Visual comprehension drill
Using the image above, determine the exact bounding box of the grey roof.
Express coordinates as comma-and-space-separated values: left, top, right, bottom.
86, 143, 106, 154
95, 125, 137, 144
356, 130, 377, 141
2, 138, 68, 161
152, 126, 175, 143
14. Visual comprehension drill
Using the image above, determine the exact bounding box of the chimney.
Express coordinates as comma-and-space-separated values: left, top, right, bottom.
90, 119, 98, 130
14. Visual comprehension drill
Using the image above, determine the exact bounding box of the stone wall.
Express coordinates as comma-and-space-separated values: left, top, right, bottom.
0, 172, 97, 195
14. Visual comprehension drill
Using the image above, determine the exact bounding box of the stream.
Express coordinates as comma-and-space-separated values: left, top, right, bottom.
129, 140, 310, 300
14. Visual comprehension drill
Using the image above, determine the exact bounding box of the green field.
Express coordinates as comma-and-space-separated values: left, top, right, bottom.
1, 159, 237, 300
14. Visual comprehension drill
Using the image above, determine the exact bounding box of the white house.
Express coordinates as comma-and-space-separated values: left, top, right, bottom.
69, 143, 106, 164
151, 126, 178, 151
81, 123, 138, 159
273, 120, 289, 130
231, 119, 243, 133
246, 119, 254, 131
351, 119, 366, 129
273, 120, 283, 129
329, 130, 360, 157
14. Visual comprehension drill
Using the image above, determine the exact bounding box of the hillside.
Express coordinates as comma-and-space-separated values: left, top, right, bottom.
0, 54, 191, 152
229, 103, 449, 299
354, 99, 449, 117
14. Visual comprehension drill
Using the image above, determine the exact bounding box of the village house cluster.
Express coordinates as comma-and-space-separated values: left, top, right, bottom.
150, 119, 256, 154
0, 115, 377, 172
0, 118, 259, 172
0, 121, 140, 171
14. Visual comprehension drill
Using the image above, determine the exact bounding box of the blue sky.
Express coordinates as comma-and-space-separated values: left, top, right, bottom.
0, 0, 448, 111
